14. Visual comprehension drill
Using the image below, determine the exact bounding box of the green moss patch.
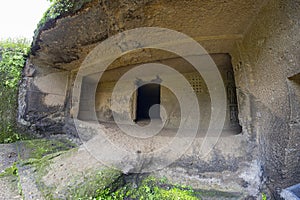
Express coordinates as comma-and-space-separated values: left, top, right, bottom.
68, 168, 123, 199
0, 163, 23, 196
30, 156, 122, 199
15, 139, 123, 199
94, 175, 242, 200
19, 139, 76, 160
96, 176, 201, 200
0, 163, 18, 178
16, 138, 77, 190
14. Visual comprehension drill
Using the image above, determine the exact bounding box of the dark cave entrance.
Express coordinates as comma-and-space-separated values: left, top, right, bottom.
136, 83, 161, 121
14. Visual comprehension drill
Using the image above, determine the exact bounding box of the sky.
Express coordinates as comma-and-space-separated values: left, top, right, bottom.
0, 0, 51, 41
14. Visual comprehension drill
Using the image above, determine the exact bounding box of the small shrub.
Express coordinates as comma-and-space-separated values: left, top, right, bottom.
0, 38, 30, 143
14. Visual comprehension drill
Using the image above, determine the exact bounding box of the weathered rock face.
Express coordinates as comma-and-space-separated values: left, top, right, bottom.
18, 63, 68, 134
18, 0, 299, 198
230, 0, 300, 197
29, 0, 265, 69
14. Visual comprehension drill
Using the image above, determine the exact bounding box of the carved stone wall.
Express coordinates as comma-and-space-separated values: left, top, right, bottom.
17, 0, 300, 198
93, 54, 241, 132
230, 0, 300, 197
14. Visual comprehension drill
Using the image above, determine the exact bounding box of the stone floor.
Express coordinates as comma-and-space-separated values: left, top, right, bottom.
0, 126, 250, 199
0, 144, 18, 172
0, 144, 21, 200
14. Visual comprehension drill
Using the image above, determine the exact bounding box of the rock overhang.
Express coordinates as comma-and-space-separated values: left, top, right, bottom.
30, 0, 267, 70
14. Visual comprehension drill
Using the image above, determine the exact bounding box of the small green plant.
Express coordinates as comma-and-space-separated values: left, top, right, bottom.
262, 193, 267, 200
0, 162, 23, 195
0, 163, 18, 178
3, 133, 20, 143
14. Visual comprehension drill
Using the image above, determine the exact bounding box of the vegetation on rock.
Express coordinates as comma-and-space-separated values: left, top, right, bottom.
37, 0, 93, 31
0, 163, 19, 178
0, 139, 240, 199
95, 175, 241, 200
96, 176, 201, 200
0, 139, 77, 198
21, 139, 76, 160
0, 38, 30, 143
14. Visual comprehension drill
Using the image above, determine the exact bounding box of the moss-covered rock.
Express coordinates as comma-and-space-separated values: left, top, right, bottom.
95, 175, 243, 200
66, 168, 123, 199
18, 138, 76, 160
34, 158, 123, 199
15, 139, 122, 199
1, 140, 243, 199
96, 175, 201, 200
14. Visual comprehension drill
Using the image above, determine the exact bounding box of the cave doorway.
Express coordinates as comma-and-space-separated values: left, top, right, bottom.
136, 83, 161, 121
